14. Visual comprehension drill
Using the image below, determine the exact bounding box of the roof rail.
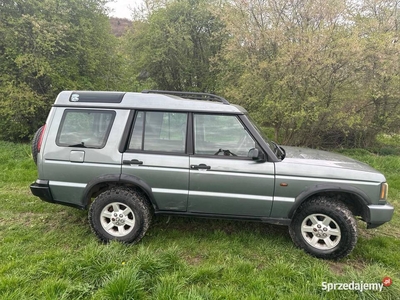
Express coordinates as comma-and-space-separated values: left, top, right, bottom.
141, 90, 230, 105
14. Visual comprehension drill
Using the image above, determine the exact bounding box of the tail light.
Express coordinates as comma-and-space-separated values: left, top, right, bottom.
37, 124, 46, 152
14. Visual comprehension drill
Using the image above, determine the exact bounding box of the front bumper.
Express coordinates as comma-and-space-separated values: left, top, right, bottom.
366, 203, 394, 229
30, 180, 54, 203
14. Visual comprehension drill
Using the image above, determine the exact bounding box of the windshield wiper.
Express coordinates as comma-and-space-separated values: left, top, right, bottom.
272, 142, 286, 160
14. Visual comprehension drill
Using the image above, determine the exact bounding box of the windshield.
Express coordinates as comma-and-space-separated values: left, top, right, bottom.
245, 114, 285, 159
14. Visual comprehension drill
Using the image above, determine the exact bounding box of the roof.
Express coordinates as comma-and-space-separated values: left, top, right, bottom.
53, 91, 246, 114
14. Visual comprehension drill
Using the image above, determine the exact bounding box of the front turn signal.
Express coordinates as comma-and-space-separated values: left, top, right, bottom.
380, 183, 388, 200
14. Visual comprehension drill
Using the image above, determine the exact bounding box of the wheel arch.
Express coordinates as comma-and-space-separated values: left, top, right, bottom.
82, 174, 158, 210
288, 184, 371, 222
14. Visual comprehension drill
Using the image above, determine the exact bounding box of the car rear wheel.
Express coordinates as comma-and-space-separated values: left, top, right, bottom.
289, 197, 357, 260
89, 187, 152, 244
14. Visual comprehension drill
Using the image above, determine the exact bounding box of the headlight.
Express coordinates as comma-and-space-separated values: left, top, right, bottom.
380, 182, 389, 200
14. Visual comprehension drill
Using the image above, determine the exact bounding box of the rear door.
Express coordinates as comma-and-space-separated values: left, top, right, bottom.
122, 111, 190, 211
188, 114, 275, 216
42, 108, 128, 207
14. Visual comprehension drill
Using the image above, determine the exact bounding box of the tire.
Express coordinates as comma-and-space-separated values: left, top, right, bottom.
289, 197, 357, 260
31, 126, 44, 165
89, 187, 152, 244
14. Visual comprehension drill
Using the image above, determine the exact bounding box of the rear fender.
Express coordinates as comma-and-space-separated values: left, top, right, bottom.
82, 174, 157, 210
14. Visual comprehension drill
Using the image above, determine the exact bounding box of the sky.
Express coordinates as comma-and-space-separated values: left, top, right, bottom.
105, 0, 144, 20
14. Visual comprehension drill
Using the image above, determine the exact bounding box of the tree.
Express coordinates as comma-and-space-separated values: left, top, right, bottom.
0, 0, 121, 141
351, 0, 400, 145
215, 0, 400, 148
122, 0, 227, 92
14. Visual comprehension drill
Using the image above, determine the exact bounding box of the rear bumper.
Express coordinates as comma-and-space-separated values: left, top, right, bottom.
30, 180, 54, 203
367, 203, 394, 229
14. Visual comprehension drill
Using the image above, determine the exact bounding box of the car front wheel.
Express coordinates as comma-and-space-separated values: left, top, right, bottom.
289, 197, 357, 260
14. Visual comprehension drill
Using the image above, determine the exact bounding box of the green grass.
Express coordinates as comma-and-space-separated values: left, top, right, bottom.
0, 141, 399, 299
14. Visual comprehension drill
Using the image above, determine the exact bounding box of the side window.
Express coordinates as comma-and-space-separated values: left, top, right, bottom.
57, 110, 115, 148
194, 114, 256, 157
128, 111, 188, 153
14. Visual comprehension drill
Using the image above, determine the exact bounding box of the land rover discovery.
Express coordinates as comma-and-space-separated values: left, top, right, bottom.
30, 90, 394, 259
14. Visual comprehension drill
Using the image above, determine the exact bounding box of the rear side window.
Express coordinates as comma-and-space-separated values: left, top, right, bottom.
57, 110, 115, 148
128, 111, 188, 153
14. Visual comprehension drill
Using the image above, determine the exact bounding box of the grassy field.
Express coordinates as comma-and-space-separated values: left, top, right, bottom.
0, 141, 399, 299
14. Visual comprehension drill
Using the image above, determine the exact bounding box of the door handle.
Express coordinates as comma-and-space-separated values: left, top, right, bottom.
123, 159, 143, 165
190, 164, 211, 170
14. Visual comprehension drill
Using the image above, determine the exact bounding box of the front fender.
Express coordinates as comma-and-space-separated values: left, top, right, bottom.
288, 183, 371, 219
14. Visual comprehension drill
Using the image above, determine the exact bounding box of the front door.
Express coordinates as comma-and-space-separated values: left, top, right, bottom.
188, 114, 275, 217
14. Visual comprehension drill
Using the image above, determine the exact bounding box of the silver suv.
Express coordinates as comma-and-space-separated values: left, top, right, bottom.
30, 90, 394, 259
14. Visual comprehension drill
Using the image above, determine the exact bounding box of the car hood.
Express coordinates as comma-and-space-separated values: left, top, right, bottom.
282, 146, 380, 174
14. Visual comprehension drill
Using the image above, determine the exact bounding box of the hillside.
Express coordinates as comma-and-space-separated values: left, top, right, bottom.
110, 17, 132, 37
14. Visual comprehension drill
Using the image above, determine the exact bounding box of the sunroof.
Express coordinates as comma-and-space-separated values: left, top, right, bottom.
69, 91, 125, 103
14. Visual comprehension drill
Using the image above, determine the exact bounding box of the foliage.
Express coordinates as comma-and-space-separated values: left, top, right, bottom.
214, 0, 400, 148
121, 0, 227, 92
0, 0, 121, 141
0, 0, 399, 148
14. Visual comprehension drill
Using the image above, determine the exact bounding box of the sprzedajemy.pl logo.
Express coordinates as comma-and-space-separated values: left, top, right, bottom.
322, 277, 392, 292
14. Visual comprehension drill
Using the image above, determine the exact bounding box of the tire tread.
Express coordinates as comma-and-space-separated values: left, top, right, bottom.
289, 197, 357, 260
88, 187, 152, 244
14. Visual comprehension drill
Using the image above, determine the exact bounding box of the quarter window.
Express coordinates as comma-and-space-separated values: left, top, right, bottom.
57, 110, 115, 148
194, 114, 256, 157
129, 111, 188, 153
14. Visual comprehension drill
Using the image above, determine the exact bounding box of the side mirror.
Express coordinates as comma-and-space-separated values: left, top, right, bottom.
248, 148, 264, 160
